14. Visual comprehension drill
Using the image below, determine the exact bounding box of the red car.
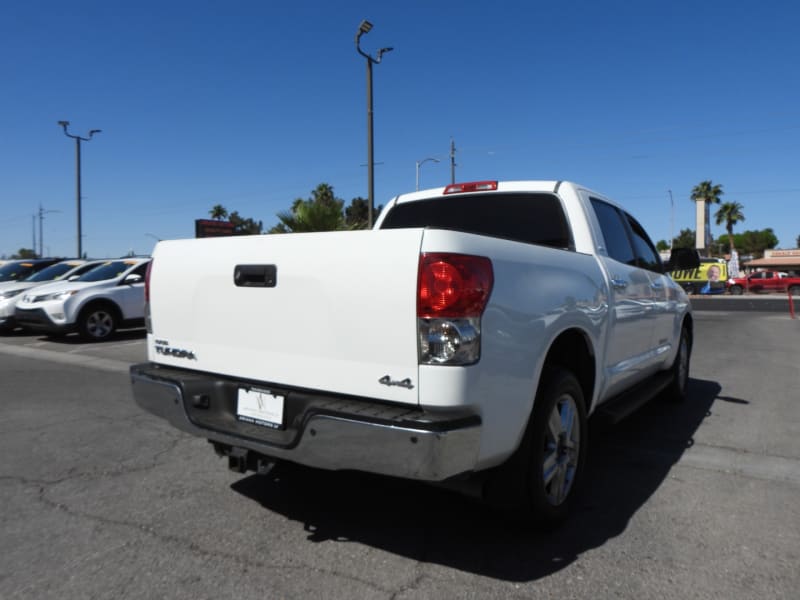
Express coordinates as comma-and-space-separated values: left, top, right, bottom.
727, 270, 800, 295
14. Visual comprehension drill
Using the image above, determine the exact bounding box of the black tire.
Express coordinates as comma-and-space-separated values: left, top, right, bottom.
729, 285, 743, 296
497, 367, 588, 528
664, 325, 691, 402
789, 286, 800, 297
77, 304, 118, 341
684, 284, 695, 295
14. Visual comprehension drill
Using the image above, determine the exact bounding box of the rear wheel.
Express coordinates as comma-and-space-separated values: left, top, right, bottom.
78, 304, 118, 341
510, 368, 588, 527
665, 325, 691, 402
729, 285, 744, 295
789, 285, 800, 296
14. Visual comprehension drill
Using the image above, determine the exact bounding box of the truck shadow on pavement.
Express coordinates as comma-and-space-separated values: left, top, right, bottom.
231, 377, 720, 582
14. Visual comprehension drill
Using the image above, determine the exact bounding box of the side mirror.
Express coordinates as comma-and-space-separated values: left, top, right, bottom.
665, 248, 701, 272
124, 273, 143, 284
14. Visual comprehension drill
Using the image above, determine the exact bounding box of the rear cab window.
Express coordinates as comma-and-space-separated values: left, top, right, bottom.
380, 192, 574, 250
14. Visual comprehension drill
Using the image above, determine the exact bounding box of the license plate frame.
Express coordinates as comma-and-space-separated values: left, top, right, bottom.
236, 387, 285, 429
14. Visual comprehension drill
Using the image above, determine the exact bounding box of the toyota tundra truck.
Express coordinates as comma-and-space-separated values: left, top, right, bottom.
131, 180, 699, 525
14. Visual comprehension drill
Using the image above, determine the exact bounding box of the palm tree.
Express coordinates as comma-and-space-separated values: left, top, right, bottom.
690, 181, 724, 251
209, 204, 228, 220
715, 202, 745, 253
269, 184, 347, 233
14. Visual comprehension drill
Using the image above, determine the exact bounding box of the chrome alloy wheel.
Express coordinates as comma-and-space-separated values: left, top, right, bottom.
542, 393, 581, 506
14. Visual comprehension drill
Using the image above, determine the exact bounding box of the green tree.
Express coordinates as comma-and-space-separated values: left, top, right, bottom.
714, 201, 745, 253
344, 197, 384, 229
796, 233, 800, 248
228, 211, 263, 235
655, 239, 670, 252
12, 248, 37, 259
735, 228, 778, 257
269, 183, 346, 233
690, 180, 724, 249
209, 204, 228, 220
671, 228, 696, 249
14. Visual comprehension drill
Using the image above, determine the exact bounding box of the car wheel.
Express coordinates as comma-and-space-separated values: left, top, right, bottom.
664, 325, 691, 403
729, 285, 743, 295
789, 286, 800, 296
514, 367, 588, 527
684, 284, 695, 295
78, 305, 118, 341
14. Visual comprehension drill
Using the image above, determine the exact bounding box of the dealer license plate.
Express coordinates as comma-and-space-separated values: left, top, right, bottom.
237, 387, 285, 429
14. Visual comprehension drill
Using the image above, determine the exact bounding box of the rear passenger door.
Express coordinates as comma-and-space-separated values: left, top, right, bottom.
589, 198, 659, 395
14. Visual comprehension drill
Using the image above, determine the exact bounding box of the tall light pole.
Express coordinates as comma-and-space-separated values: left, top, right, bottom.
415, 157, 439, 191
58, 121, 101, 258
355, 19, 392, 228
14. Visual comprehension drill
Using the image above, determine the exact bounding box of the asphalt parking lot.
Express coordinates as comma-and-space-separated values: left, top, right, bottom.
0, 307, 798, 599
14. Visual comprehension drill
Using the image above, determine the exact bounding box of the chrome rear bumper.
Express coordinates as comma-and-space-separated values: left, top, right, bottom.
130, 363, 481, 481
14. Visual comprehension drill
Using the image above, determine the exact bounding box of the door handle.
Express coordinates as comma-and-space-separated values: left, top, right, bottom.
611, 278, 628, 290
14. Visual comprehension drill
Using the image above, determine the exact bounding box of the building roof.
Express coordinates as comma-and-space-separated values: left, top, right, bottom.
744, 256, 800, 268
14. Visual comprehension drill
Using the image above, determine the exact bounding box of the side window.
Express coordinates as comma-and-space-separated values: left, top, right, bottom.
625, 213, 663, 273
590, 198, 635, 265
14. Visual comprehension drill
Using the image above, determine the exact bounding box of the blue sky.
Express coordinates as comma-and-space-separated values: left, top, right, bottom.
2, 0, 798, 258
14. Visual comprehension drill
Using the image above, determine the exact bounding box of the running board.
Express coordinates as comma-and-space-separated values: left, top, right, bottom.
596, 372, 673, 424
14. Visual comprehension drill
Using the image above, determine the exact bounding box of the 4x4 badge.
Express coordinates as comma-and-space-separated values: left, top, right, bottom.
378, 375, 414, 389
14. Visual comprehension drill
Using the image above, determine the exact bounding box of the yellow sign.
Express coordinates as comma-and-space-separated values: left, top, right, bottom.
669, 260, 728, 294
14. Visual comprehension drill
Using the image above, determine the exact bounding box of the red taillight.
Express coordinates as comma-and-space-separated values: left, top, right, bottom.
145, 259, 153, 302
418, 253, 493, 318
442, 180, 498, 195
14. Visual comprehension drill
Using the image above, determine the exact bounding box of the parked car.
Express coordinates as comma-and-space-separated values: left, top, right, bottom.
0, 259, 107, 332
727, 270, 800, 295
14, 258, 150, 341
0, 258, 63, 283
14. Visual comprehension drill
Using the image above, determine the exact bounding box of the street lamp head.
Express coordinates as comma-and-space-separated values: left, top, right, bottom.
89, 129, 102, 136
358, 20, 373, 34
58, 120, 70, 128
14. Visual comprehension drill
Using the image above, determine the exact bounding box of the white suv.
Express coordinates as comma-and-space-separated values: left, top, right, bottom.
15, 258, 150, 341
0, 259, 107, 333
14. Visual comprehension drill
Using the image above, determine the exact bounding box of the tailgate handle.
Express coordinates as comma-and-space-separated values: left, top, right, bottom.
234, 264, 277, 288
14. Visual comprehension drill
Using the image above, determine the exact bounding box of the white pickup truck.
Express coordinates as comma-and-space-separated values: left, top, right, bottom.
131, 180, 699, 525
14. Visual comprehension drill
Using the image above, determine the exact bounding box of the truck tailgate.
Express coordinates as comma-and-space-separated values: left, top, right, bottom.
147, 228, 424, 404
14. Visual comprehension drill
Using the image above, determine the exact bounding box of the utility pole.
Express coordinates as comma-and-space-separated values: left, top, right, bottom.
449, 138, 457, 184
58, 121, 101, 258
38, 204, 59, 257
668, 189, 674, 250
355, 20, 392, 228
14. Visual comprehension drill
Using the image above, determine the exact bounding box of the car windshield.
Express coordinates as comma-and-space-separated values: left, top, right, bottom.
0, 262, 39, 282
25, 262, 80, 282
77, 260, 138, 282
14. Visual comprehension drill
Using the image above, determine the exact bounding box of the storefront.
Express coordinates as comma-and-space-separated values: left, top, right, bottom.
744, 249, 800, 275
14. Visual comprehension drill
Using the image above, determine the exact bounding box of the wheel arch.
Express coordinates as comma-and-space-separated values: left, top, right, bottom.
78, 298, 123, 324
540, 328, 595, 414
